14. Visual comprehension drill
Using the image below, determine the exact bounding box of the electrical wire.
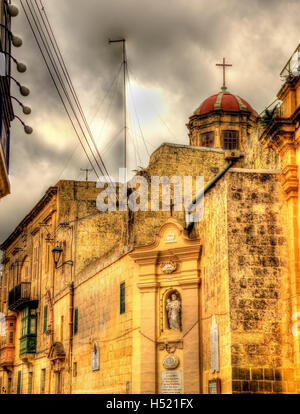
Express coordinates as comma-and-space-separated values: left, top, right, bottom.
36, 0, 110, 178
26, 0, 107, 179
20, 0, 100, 179
126, 65, 150, 158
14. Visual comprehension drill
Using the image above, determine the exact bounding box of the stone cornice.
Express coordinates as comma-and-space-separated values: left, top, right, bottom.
279, 164, 299, 199
260, 119, 296, 155
1, 187, 58, 251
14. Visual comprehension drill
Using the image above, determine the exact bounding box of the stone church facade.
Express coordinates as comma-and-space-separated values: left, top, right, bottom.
0, 55, 300, 394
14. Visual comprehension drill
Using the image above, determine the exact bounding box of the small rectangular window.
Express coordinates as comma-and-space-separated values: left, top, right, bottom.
73, 308, 78, 335
28, 372, 33, 394
73, 362, 77, 377
201, 132, 214, 148
120, 282, 125, 314
17, 371, 22, 394
40, 369, 46, 394
223, 130, 238, 150
43, 305, 48, 333
9, 331, 13, 344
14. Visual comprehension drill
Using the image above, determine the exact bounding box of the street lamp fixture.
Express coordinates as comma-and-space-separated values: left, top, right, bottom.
52, 245, 73, 269
2, 52, 27, 73
8, 76, 30, 96
14, 115, 33, 134
6, 4, 19, 17
0, 24, 22, 47
11, 96, 31, 114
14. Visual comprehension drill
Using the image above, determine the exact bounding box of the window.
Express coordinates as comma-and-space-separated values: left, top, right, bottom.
73, 362, 77, 377
9, 331, 13, 344
28, 372, 33, 394
43, 305, 48, 333
120, 282, 125, 314
73, 308, 78, 335
20, 307, 37, 355
40, 369, 46, 394
21, 308, 29, 338
201, 132, 214, 148
17, 371, 21, 394
223, 130, 238, 150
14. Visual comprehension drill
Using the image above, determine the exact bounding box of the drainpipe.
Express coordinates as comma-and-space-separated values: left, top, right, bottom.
68, 281, 74, 392
185, 158, 238, 232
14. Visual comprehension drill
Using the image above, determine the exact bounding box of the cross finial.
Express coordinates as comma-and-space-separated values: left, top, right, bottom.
216, 57, 232, 91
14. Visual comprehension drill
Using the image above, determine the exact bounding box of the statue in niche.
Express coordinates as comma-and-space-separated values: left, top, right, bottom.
166, 292, 181, 331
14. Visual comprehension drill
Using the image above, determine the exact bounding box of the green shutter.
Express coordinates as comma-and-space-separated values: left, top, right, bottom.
17, 371, 21, 394
73, 308, 78, 335
43, 305, 48, 333
120, 282, 125, 314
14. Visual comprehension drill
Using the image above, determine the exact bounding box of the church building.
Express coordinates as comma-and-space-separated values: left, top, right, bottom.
0, 50, 300, 394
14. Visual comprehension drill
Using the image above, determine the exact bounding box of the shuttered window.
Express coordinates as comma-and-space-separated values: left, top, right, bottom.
120, 282, 125, 314
73, 308, 78, 335
43, 305, 48, 333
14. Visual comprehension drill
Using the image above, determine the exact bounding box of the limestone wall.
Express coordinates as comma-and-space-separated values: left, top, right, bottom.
226, 170, 292, 393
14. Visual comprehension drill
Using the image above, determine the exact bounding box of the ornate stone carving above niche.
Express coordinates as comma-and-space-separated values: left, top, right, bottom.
160, 261, 177, 274
157, 340, 183, 353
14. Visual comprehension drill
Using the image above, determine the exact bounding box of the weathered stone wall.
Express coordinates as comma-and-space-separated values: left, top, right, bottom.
71, 255, 135, 393
242, 127, 282, 170
196, 177, 232, 393
226, 170, 292, 393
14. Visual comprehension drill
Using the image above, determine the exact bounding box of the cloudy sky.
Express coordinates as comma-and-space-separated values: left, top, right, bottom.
0, 0, 299, 244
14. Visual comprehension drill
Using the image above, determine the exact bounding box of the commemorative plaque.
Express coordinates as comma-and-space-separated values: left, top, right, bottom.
161, 370, 182, 394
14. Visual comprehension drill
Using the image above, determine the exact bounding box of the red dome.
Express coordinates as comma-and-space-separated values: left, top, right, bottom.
193, 92, 257, 116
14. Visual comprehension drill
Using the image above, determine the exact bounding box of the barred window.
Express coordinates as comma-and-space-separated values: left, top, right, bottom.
201, 132, 214, 148
43, 305, 48, 333
73, 308, 78, 335
223, 130, 238, 150
120, 282, 125, 314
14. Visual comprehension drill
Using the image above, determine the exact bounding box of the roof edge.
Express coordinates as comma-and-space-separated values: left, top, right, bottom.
1, 186, 58, 251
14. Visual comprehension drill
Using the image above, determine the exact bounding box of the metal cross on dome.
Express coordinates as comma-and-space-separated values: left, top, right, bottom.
216, 57, 232, 91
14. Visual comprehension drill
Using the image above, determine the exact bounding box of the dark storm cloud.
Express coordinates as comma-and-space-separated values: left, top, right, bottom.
0, 0, 299, 244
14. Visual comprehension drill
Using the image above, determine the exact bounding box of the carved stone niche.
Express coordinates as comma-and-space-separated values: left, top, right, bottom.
48, 342, 66, 372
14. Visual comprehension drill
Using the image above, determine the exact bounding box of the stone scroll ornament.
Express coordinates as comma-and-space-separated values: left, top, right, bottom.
166, 292, 181, 331
210, 315, 220, 373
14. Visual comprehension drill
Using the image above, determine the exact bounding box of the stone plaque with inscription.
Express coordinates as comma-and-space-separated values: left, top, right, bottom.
161, 370, 182, 394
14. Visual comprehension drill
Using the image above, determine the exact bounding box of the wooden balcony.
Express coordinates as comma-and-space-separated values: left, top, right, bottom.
8, 282, 38, 311
0, 345, 14, 370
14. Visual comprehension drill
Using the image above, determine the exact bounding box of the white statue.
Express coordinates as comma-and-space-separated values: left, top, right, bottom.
166, 293, 181, 330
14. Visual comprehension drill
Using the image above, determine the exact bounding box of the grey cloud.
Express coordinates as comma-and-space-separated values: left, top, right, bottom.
0, 0, 299, 243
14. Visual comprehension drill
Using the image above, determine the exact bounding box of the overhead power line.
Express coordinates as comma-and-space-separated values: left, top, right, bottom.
20, 0, 112, 181
36, 0, 110, 178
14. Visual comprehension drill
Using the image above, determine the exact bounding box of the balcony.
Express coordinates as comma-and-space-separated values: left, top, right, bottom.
8, 282, 38, 311
0, 345, 14, 369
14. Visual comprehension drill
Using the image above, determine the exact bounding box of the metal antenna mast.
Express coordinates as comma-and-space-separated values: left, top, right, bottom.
109, 38, 127, 172
80, 168, 93, 182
